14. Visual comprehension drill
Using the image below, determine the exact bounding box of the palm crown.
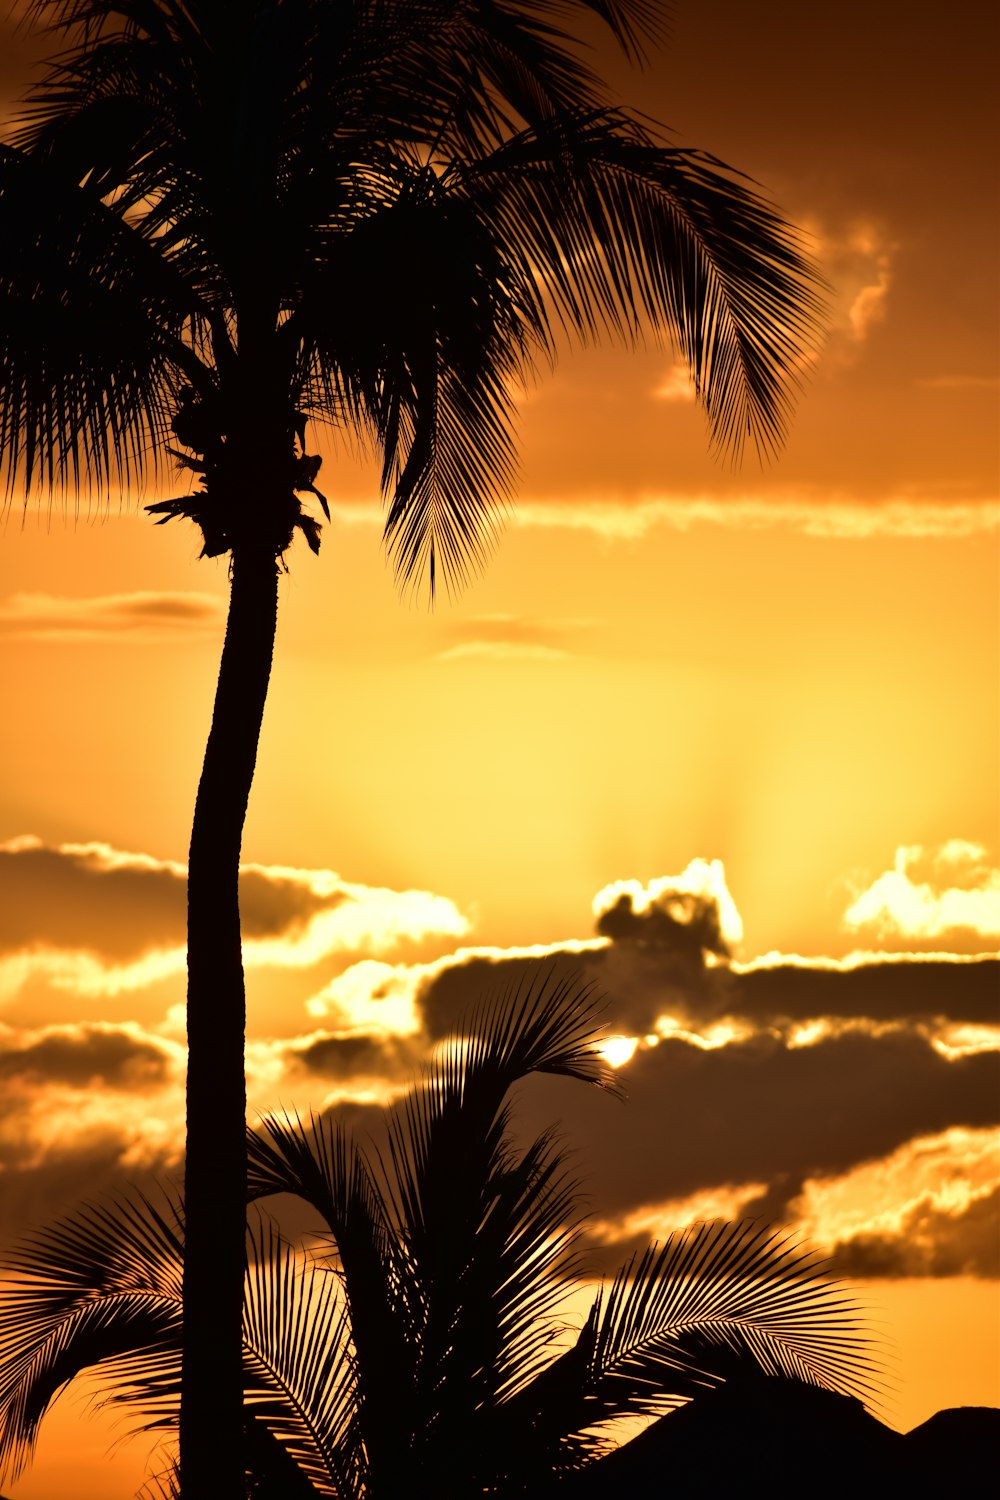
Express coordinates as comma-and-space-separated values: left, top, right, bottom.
1, 0, 822, 585
0, 978, 874, 1498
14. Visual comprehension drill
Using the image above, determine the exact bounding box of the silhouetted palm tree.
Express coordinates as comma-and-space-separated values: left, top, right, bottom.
0, 4, 825, 1493
0, 978, 874, 1498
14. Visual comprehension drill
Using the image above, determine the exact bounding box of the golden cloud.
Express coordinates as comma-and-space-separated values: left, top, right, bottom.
843, 843, 1000, 950
511, 495, 999, 540
578, 1126, 1000, 1281
0, 838, 470, 1002
651, 363, 697, 402
593, 860, 744, 950
796, 1127, 1000, 1278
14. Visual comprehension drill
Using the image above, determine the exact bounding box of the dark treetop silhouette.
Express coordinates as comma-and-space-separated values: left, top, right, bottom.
0, 977, 877, 1498
0, 2, 824, 1494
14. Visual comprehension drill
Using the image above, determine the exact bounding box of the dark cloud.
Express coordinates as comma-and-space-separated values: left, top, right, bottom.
291, 1030, 420, 1082
415, 882, 734, 1040
831, 1187, 1000, 1279
0, 1024, 171, 1090
595, 889, 730, 961
0, 841, 186, 957
418, 952, 605, 1040
513, 1029, 1000, 1223
415, 938, 999, 1043
0, 1028, 180, 1253
0, 590, 225, 638
0, 1135, 174, 1257
239, 868, 338, 939
0, 839, 339, 959
724, 957, 1000, 1028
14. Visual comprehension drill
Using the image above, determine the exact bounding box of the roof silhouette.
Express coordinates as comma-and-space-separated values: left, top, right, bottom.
528, 1376, 1000, 1498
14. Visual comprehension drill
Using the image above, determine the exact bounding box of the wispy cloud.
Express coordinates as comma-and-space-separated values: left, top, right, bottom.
809, 219, 895, 352
0, 590, 225, 641
436, 641, 569, 664
329, 493, 1000, 539
512, 495, 999, 540
434, 612, 587, 664
651, 362, 697, 402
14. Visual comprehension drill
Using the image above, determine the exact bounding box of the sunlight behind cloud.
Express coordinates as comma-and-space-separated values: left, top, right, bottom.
794, 1127, 1000, 1277
594, 860, 744, 949
589, 1182, 770, 1249
844, 843, 1000, 946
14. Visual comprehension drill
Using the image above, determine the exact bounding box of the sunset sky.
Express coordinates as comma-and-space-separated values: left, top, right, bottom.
1, 2, 998, 1495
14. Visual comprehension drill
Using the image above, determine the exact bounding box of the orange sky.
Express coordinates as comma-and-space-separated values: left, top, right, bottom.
1, 2, 998, 1495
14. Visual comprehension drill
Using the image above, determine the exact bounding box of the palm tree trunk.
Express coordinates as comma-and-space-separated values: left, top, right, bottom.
181, 541, 279, 1500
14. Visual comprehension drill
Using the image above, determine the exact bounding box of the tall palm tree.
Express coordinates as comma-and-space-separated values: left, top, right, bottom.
0, 3, 825, 1493
0, 978, 875, 1498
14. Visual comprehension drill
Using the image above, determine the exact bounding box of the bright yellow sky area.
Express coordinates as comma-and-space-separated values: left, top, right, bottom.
1, 1, 998, 1495
2, 500, 996, 961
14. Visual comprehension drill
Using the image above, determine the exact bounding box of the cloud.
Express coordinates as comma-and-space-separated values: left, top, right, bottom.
843, 843, 1000, 950
294, 856, 999, 1054
284, 1029, 423, 1086
0, 1020, 176, 1091
511, 1027, 999, 1234
325, 493, 1000, 539
798, 1128, 1000, 1278
728, 954, 1000, 1029
593, 862, 743, 953
0, 590, 225, 641
809, 219, 894, 350
305, 940, 605, 1036
436, 641, 569, 664
294, 905, 999, 1249
581, 1126, 1000, 1280
435, 613, 587, 664
385, 902, 997, 1046
0, 1018, 185, 1245
0, 837, 189, 960
2, 851, 995, 1283
831, 1186, 1000, 1278
0, 837, 469, 1000
847, 266, 891, 341
511, 495, 999, 541
652, 363, 697, 402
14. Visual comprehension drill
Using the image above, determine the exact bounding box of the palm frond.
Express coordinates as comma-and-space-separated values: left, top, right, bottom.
247, 1112, 416, 1488
242, 1213, 359, 1498
458, 109, 826, 462
0, 1192, 183, 1483
0, 142, 204, 500
370, 974, 618, 1486
507, 1217, 878, 1468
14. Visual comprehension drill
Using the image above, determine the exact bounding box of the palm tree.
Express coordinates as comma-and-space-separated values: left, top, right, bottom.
0, 978, 875, 1498
0, 3, 825, 1494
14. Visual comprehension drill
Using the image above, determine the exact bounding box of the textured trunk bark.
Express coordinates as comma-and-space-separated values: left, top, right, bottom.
180, 542, 279, 1499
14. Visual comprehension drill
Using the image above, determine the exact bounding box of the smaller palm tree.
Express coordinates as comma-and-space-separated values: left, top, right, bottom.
0, 976, 876, 1496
